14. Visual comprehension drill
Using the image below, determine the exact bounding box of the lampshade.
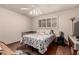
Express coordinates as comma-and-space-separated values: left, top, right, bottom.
70, 17, 76, 21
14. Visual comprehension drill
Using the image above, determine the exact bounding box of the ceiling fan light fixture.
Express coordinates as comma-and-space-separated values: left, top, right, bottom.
29, 8, 42, 16
21, 8, 31, 10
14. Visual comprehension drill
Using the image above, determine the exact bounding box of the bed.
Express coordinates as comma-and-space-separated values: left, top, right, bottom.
20, 33, 55, 54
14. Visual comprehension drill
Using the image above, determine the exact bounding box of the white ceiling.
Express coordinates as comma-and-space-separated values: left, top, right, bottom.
0, 4, 79, 17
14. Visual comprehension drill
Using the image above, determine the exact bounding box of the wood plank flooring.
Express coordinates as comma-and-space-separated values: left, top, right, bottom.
7, 42, 71, 55
45, 43, 71, 55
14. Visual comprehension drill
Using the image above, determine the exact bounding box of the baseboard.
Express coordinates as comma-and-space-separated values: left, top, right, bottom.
0, 41, 7, 45
7, 41, 20, 46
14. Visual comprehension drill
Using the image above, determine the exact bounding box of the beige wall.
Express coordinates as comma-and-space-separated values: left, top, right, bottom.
32, 7, 79, 40
0, 8, 32, 44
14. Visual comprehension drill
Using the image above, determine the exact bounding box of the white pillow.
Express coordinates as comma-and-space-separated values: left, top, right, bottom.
37, 30, 44, 34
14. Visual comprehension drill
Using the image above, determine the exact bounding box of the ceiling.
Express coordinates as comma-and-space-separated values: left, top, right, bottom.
0, 4, 79, 17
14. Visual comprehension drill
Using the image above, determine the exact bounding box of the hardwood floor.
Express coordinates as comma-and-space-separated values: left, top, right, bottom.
45, 43, 71, 55
7, 42, 71, 55
7, 42, 22, 52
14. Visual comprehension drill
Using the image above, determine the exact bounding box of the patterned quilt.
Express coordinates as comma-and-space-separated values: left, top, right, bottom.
20, 34, 55, 54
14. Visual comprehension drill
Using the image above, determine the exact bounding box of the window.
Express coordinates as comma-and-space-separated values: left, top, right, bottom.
38, 17, 58, 28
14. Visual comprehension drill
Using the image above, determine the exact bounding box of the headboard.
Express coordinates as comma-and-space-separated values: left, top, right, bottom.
21, 31, 36, 37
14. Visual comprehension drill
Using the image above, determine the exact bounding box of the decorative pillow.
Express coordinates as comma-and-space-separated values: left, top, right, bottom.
37, 30, 44, 34
44, 31, 50, 35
